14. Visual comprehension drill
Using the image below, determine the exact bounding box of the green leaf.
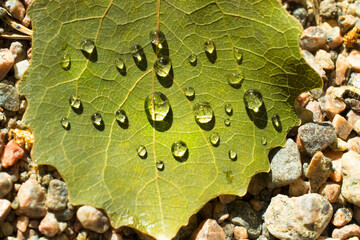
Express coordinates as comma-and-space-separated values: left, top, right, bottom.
20, 0, 321, 238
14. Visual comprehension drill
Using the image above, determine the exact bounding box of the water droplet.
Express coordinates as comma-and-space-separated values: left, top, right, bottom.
188, 54, 197, 65
61, 41, 68, 50
184, 87, 195, 99
234, 48, 243, 64
225, 104, 233, 115
272, 114, 280, 128
156, 161, 164, 171
145, 92, 170, 121
261, 136, 267, 145
229, 150, 237, 161
137, 145, 147, 158
149, 30, 165, 49
154, 57, 172, 77
60, 117, 69, 129
193, 102, 214, 124
80, 39, 95, 54
115, 109, 127, 123
61, 53, 71, 70
224, 118, 231, 126
209, 133, 220, 146
227, 72, 244, 87
131, 45, 144, 62
204, 40, 215, 54
243, 89, 263, 112
69, 96, 81, 109
115, 57, 125, 71
171, 141, 188, 159
91, 113, 102, 125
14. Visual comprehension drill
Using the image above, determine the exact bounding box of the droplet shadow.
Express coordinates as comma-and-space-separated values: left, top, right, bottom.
205, 48, 217, 64
81, 47, 98, 62
156, 67, 173, 88
152, 39, 170, 58
116, 118, 129, 129
133, 52, 147, 71
147, 108, 173, 132
70, 103, 83, 115
174, 150, 189, 163
245, 103, 268, 129
117, 65, 127, 76
196, 116, 215, 131
93, 120, 105, 131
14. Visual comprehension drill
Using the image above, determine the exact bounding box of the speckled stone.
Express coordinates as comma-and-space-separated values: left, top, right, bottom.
233, 226, 248, 240
326, 26, 343, 49
315, 49, 334, 70
264, 194, 333, 240
289, 178, 310, 196
9, 41, 27, 63
76, 205, 110, 234
305, 151, 332, 192
336, 54, 350, 85
306, 100, 324, 122
0, 83, 20, 112
319, 0, 337, 19
330, 159, 342, 183
319, 94, 346, 119
16, 215, 29, 232
46, 179, 68, 211
319, 182, 341, 203
339, 15, 356, 33
16, 179, 46, 218
332, 224, 360, 240
348, 137, 360, 154
300, 27, 327, 52
341, 151, 360, 206
332, 208, 353, 227
0, 171, 13, 197
190, 219, 225, 240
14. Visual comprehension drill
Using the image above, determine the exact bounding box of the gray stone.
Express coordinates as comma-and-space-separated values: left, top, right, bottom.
267, 138, 302, 188
227, 200, 262, 239
16, 179, 46, 218
264, 194, 333, 240
292, 6, 307, 27
220, 222, 235, 240
0, 83, 20, 111
76, 205, 110, 234
341, 151, 360, 207
0, 172, 13, 197
305, 151, 332, 192
298, 122, 337, 156
300, 27, 327, 52
45, 179, 68, 211
319, 0, 338, 19
54, 208, 74, 222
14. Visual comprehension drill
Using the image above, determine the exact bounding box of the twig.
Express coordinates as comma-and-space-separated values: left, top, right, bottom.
0, 7, 32, 36
0, 31, 31, 39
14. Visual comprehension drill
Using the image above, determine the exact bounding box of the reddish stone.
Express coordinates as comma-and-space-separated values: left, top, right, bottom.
190, 219, 226, 240
297, 92, 311, 108
1, 140, 25, 168
319, 182, 341, 203
336, 54, 350, 85
329, 159, 342, 182
332, 224, 360, 240
348, 50, 360, 73
320, 94, 346, 120
306, 101, 324, 122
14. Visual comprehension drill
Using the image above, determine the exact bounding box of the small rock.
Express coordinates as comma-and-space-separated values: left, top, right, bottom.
332, 114, 354, 140
326, 27, 343, 49
0, 83, 20, 111
199, 202, 213, 219
221, 222, 234, 240
300, 27, 327, 52
4, 0, 25, 21
0, 48, 15, 80
14, 59, 30, 79
249, 199, 263, 212
332, 224, 360, 240
9, 41, 27, 63
348, 50, 360, 73
319, 182, 341, 203
319, 0, 337, 19
213, 201, 229, 224
347, 110, 360, 126
347, 137, 360, 154
76, 205, 110, 234
292, 6, 308, 27
16, 216, 29, 232
23, 0, 33, 7
329, 159, 342, 183
339, 15, 356, 34
21, 15, 31, 28
341, 151, 360, 206
233, 226, 248, 240
332, 208, 353, 227
289, 178, 310, 196
306, 101, 324, 122
16, 179, 46, 218
302, 50, 326, 78
46, 179, 68, 211
335, 54, 350, 85
1, 140, 24, 168
1, 221, 13, 236
0, 172, 13, 197
247, 173, 267, 196
319, 94, 346, 119
0, 199, 11, 223
305, 151, 333, 192
329, 138, 348, 152
54, 208, 74, 222
354, 120, 360, 135
298, 122, 337, 156
348, 73, 360, 89
190, 219, 225, 240
267, 138, 302, 188
227, 200, 262, 239
38, 212, 60, 237
345, 98, 360, 113
219, 195, 236, 205
315, 49, 334, 70
297, 92, 311, 108
264, 194, 333, 240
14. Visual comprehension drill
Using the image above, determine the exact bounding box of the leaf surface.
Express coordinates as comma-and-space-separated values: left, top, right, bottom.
20, 0, 321, 238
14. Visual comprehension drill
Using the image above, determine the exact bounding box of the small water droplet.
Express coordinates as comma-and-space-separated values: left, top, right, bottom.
272, 114, 280, 128
69, 96, 81, 109
145, 92, 170, 121
156, 161, 164, 171
115, 57, 125, 71
154, 57, 172, 77
131, 45, 144, 62
80, 39, 95, 54
204, 40, 215, 54
234, 48, 243, 64
61, 53, 71, 70
188, 54, 197, 65
227, 72, 244, 87
224, 118, 231, 126
137, 145, 147, 158
193, 102, 214, 124
225, 104, 233, 115
209, 133, 220, 146
115, 109, 127, 123
171, 141, 188, 159
184, 87, 195, 99
229, 150, 237, 161
60, 117, 69, 129
261, 136, 267, 145
243, 89, 263, 112
91, 113, 102, 125
149, 30, 165, 49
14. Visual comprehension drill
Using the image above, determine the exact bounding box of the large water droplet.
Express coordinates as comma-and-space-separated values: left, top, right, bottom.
137, 145, 147, 158
209, 133, 220, 146
227, 72, 244, 87
171, 141, 188, 159
61, 53, 71, 70
272, 114, 280, 128
154, 57, 172, 77
229, 150, 237, 161
261, 136, 267, 145
243, 89, 263, 112
204, 40, 215, 54
225, 104, 233, 115
193, 102, 214, 124
80, 39, 95, 54
234, 48, 243, 64
60, 117, 69, 129
184, 87, 195, 100
115, 109, 127, 123
145, 92, 170, 121
224, 118, 231, 126
115, 57, 125, 71
156, 161, 164, 171
69, 96, 81, 109
91, 113, 102, 125
131, 45, 144, 62
149, 30, 165, 49
188, 54, 197, 65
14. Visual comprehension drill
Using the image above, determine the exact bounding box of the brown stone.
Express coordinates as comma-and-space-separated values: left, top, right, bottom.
306, 151, 333, 192
0, 49, 14, 80
16, 216, 29, 233
319, 182, 341, 203
289, 178, 310, 196
233, 226, 248, 240
347, 110, 360, 126
329, 159, 342, 182
332, 208, 353, 227
315, 49, 334, 70
320, 94, 346, 119
190, 219, 226, 240
297, 92, 311, 108
306, 101, 324, 122
332, 114, 354, 140
38, 212, 59, 237
332, 224, 360, 240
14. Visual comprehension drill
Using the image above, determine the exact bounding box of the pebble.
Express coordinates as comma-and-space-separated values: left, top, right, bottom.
0, 199, 11, 223
305, 151, 333, 192
330, 159, 342, 183
23, 0, 33, 7
292, 6, 308, 27
9, 41, 27, 63
339, 15, 356, 34
0, 171, 13, 197
319, 94, 346, 119
326, 26, 343, 49
300, 27, 327, 52
302, 50, 326, 78
332, 224, 360, 240
1, 140, 24, 168
21, 15, 31, 28
76, 205, 110, 234
16, 179, 46, 218
306, 100, 324, 122
267, 138, 302, 188
45, 179, 68, 211
4, 0, 25, 21
212, 201, 229, 224
219, 195, 236, 205
332, 208, 353, 227
315, 49, 334, 70
348, 50, 360, 73
38, 212, 60, 237
347, 137, 360, 153
233, 226, 248, 240
330, 138, 348, 152
0, 49, 15, 80
319, 0, 337, 19
298, 122, 337, 156
335, 54, 350, 85
1, 221, 14, 236
190, 219, 225, 240
14, 59, 30, 79
289, 178, 310, 196
0, 83, 20, 111
341, 151, 360, 206
16, 215, 29, 232
264, 194, 333, 240
227, 200, 262, 239
319, 182, 341, 203
247, 173, 267, 196
332, 114, 354, 140
199, 202, 213, 219
347, 110, 360, 127
297, 92, 311, 108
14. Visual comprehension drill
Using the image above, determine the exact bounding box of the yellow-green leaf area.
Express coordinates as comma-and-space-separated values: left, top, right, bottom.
20, 0, 321, 239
